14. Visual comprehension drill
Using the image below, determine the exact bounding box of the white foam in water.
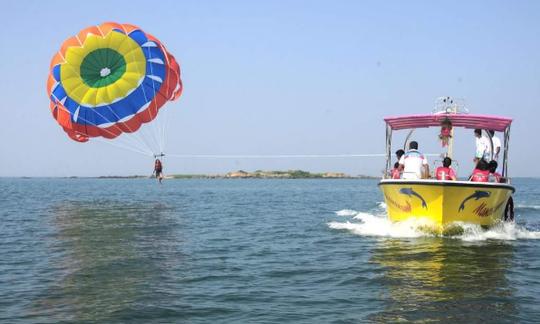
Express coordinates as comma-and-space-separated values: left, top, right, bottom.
458, 222, 540, 241
335, 209, 358, 217
377, 202, 387, 210
329, 209, 540, 241
329, 212, 429, 238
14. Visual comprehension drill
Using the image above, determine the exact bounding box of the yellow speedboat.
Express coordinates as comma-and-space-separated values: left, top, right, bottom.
379, 99, 515, 232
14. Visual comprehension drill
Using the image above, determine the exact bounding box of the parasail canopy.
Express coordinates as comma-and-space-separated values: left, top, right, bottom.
47, 22, 182, 143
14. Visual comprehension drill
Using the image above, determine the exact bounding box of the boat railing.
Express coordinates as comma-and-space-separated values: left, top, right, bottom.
382, 165, 510, 184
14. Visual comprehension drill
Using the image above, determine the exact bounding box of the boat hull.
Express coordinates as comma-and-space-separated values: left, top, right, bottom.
378, 180, 515, 229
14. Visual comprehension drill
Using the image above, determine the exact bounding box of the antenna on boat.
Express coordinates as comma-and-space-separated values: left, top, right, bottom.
433, 97, 468, 114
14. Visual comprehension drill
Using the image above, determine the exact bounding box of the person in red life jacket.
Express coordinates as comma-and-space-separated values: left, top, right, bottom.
391, 162, 401, 179
488, 160, 502, 183
435, 157, 457, 180
154, 159, 164, 184
469, 159, 490, 182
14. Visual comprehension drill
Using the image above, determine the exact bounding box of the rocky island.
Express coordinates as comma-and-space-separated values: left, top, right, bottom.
91, 170, 377, 179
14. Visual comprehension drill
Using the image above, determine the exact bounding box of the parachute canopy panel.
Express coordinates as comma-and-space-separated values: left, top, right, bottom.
383, 114, 512, 132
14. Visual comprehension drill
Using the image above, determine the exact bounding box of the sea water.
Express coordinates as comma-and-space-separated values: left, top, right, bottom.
1, 178, 540, 323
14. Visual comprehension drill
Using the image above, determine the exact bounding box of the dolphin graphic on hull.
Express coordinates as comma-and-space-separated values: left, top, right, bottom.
399, 188, 428, 209
458, 190, 491, 212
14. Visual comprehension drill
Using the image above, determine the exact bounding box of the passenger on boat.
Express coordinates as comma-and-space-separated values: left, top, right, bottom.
489, 130, 501, 161
435, 157, 457, 181
399, 141, 429, 179
474, 129, 491, 162
395, 149, 405, 161
469, 159, 490, 182
391, 162, 401, 179
391, 149, 405, 179
488, 160, 502, 183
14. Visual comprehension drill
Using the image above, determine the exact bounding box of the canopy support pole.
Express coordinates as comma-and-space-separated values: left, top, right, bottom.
503, 126, 511, 180
385, 124, 392, 178
403, 129, 415, 151
485, 130, 494, 162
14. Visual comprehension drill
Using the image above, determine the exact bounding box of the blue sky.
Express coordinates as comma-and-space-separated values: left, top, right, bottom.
0, 0, 538, 176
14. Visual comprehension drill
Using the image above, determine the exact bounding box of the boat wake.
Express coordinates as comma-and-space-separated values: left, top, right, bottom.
328, 206, 540, 241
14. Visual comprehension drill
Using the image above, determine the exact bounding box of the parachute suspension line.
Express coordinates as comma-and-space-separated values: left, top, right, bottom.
135, 118, 161, 156
70, 110, 154, 156
144, 44, 167, 156
159, 60, 170, 155
90, 135, 154, 157
80, 103, 155, 156
160, 44, 174, 156
155, 98, 172, 156
113, 123, 155, 157
164, 153, 442, 159
151, 90, 174, 157
155, 99, 168, 155
157, 110, 165, 154
152, 107, 167, 156
136, 91, 161, 154
101, 104, 156, 156
131, 42, 162, 156
70, 128, 152, 157
161, 105, 171, 155
146, 45, 162, 153
70, 104, 155, 155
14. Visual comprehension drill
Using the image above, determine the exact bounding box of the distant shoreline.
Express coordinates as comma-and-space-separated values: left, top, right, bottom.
51, 170, 379, 180
93, 170, 378, 180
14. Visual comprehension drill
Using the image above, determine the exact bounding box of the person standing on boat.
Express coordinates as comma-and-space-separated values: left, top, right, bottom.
398, 141, 429, 179
489, 130, 501, 161
395, 149, 405, 162
474, 129, 491, 162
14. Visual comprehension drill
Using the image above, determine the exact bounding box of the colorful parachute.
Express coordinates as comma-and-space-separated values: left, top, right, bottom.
47, 22, 182, 143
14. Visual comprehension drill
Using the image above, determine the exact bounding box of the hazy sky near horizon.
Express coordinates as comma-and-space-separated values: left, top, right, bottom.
0, 0, 539, 177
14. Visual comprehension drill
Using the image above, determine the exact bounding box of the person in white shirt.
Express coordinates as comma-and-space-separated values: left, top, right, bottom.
489, 130, 501, 161
474, 129, 491, 162
399, 141, 429, 179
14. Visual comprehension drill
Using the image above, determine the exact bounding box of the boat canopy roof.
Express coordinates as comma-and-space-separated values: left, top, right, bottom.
384, 113, 512, 132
